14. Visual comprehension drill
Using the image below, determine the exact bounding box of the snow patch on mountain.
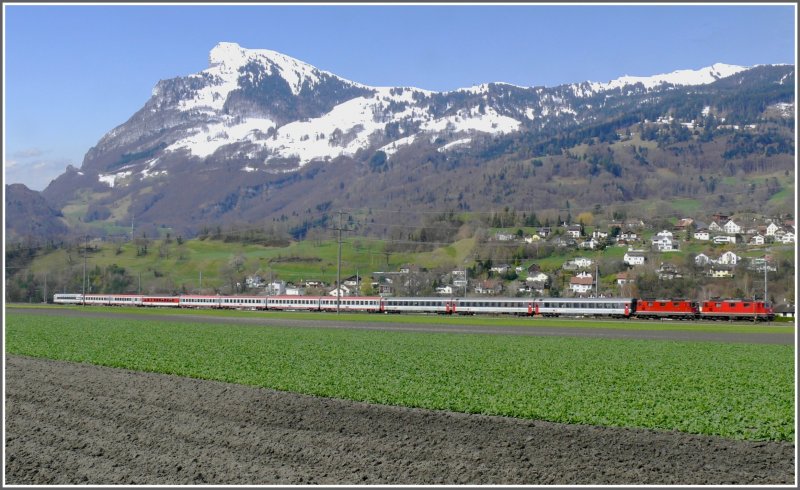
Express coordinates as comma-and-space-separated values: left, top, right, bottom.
770, 102, 794, 117
576, 63, 748, 96
454, 82, 529, 95
166, 117, 276, 158
438, 138, 472, 152
165, 83, 520, 168
420, 106, 520, 133
380, 134, 419, 157
378, 107, 518, 158
98, 170, 132, 188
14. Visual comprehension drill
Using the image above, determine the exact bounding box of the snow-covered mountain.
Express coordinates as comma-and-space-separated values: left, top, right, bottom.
40, 42, 793, 236
77, 43, 760, 182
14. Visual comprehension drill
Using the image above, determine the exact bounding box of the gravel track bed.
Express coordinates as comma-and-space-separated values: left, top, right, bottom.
5, 355, 795, 485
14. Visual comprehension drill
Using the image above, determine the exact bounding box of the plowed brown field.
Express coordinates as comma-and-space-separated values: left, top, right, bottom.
5, 355, 794, 485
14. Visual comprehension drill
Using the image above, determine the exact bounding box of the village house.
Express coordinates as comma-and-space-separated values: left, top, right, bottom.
717, 251, 741, 265
537, 227, 551, 237
693, 229, 710, 241
624, 251, 646, 266
329, 285, 352, 297
245, 274, 265, 289
749, 234, 765, 246
657, 263, 682, 280
651, 230, 678, 252
674, 218, 694, 231
342, 275, 362, 289
694, 253, 713, 266
747, 257, 776, 273
475, 279, 503, 295
708, 267, 734, 278
723, 219, 742, 235
624, 219, 645, 229
526, 271, 549, 287
553, 236, 577, 248
779, 232, 795, 244
569, 272, 594, 295
653, 229, 673, 240
572, 257, 593, 268
765, 222, 781, 236
494, 232, 515, 241
592, 230, 608, 240
616, 272, 633, 286
436, 285, 453, 295
619, 231, 639, 242
285, 285, 304, 296
266, 281, 287, 295
708, 221, 723, 233
451, 270, 467, 288
774, 304, 795, 319
713, 235, 737, 245
524, 234, 542, 243
566, 224, 582, 238
579, 237, 600, 250
490, 264, 511, 275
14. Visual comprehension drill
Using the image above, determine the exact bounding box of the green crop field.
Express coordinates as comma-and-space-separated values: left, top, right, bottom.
6, 312, 794, 442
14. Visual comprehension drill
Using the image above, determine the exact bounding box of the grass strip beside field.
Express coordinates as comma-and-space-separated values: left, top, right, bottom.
6, 313, 794, 442
6, 304, 795, 334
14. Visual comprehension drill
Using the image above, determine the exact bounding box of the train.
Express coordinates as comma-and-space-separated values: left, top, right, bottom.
52, 293, 775, 321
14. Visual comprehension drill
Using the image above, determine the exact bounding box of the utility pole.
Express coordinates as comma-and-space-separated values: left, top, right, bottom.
82, 235, 88, 305
764, 256, 768, 305
138, 272, 142, 295
131, 211, 135, 242
337, 211, 343, 314
199, 271, 202, 290
595, 263, 599, 297
330, 211, 355, 313
43, 272, 47, 304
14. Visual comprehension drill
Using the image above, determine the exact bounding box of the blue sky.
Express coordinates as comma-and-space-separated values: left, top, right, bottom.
3, 3, 796, 190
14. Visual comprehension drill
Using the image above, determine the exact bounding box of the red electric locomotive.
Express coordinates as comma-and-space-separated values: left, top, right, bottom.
633, 299, 698, 319
698, 300, 774, 321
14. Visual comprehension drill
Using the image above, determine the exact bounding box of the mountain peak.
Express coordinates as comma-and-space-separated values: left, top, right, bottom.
206, 42, 335, 96
208, 41, 249, 69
